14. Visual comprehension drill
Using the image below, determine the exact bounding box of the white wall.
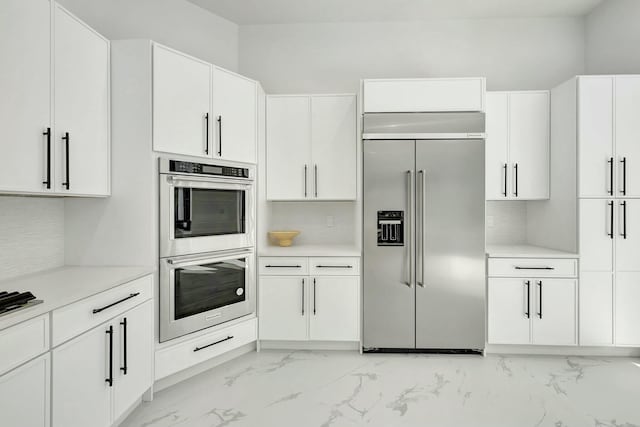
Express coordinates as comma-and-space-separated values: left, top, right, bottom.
240, 17, 585, 93
57, 0, 239, 71
585, 0, 640, 74
0, 197, 64, 280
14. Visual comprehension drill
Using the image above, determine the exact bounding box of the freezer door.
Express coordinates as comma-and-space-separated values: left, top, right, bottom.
363, 140, 416, 349
415, 139, 486, 350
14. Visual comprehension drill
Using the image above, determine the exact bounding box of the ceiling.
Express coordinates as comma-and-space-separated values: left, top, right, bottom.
188, 0, 604, 25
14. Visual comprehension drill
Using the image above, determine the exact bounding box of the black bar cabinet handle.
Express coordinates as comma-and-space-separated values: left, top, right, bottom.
622, 201, 627, 239
92, 292, 140, 314
193, 336, 233, 352
217, 115, 222, 156
106, 325, 113, 387
621, 157, 627, 196
301, 278, 305, 316
304, 165, 308, 197
608, 201, 614, 239
524, 280, 530, 319
120, 318, 128, 375
503, 163, 507, 197
42, 128, 51, 189
537, 281, 543, 319
204, 113, 209, 155
265, 264, 301, 268
608, 157, 614, 196
514, 163, 518, 197
62, 132, 70, 190
314, 165, 318, 198
313, 278, 317, 315
514, 266, 554, 270
315, 265, 353, 269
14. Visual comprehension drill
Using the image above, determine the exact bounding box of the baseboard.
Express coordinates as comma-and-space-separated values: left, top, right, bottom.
485, 344, 640, 357
258, 340, 360, 351
153, 342, 257, 392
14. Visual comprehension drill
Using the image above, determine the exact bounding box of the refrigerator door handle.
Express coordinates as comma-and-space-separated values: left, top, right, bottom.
405, 170, 414, 288
417, 170, 426, 287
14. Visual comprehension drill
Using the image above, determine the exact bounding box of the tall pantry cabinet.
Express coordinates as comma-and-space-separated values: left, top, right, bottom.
570, 75, 640, 346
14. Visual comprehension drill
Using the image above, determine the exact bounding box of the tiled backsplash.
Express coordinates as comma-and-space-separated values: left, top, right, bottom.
486, 201, 527, 245
0, 196, 65, 281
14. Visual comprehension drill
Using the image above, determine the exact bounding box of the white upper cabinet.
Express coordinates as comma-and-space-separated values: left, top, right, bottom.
615, 199, 640, 272
153, 44, 212, 158
363, 78, 485, 113
578, 76, 614, 198
54, 4, 110, 196
266, 94, 357, 201
614, 76, 640, 198
486, 91, 549, 200
0, 1, 110, 196
311, 95, 357, 200
0, 0, 52, 194
212, 68, 257, 164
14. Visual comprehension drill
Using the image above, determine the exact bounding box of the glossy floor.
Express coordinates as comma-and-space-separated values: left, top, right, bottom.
122, 350, 640, 427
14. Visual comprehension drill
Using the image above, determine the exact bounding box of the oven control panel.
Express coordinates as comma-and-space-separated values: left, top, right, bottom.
169, 160, 249, 178
377, 211, 404, 246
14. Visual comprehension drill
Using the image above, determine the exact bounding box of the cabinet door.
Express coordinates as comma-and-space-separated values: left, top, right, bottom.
266, 96, 311, 200
578, 77, 614, 198
311, 95, 357, 200
0, 0, 52, 194
309, 276, 359, 341
212, 68, 257, 164
53, 323, 112, 427
153, 44, 212, 158
113, 300, 153, 421
509, 92, 549, 200
616, 199, 640, 272
615, 76, 640, 197
487, 279, 531, 344
615, 272, 640, 346
259, 276, 308, 340
579, 199, 614, 272
0, 354, 50, 427
579, 272, 613, 346
531, 279, 577, 345
485, 92, 509, 200
54, 4, 110, 196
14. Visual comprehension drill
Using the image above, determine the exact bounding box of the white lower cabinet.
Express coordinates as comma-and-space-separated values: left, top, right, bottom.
487, 279, 531, 345
0, 354, 50, 427
259, 256, 360, 342
53, 299, 153, 427
579, 272, 613, 346
615, 272, 640, 346
531, 279, 577, 345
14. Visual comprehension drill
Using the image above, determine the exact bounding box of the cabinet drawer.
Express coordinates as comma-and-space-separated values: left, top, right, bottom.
52, 275, 153, 347
259, 257, 309, 275
488, 258, 577, 278
155, 318, 257, 380
0, 314, 49, 376
309, 257, 361, 276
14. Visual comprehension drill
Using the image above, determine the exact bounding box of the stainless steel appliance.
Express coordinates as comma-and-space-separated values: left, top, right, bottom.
160, 248, 256, 342
363, 113, 486, 352
160, 159, 255, 258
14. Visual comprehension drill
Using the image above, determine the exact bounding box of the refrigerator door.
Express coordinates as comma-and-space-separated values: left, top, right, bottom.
363, 140, 416, 349
415, 139, 486, 350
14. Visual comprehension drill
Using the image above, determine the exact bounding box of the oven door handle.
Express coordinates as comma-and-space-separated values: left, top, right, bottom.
166, 248, 253, 267
166, 174, 254, 187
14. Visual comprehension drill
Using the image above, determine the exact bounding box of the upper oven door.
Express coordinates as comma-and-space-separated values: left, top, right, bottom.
160, 174, 255, 258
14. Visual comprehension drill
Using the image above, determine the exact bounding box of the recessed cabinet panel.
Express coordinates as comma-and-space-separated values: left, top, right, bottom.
0, 354, 50, 427
579, 272, 613, 346
0, 0, 52, 194
153, 44, 212, 158
487, 278, 531, 345
579, 199, 614, 273
258, 276, 308, 341
54, 4, 110, 196
615, 272, 640, 346
309, 276, 359, 341
615, 76, 640, 197
578, 76, 614, 198
615, 199, 640, 272
531, 279, 577, 346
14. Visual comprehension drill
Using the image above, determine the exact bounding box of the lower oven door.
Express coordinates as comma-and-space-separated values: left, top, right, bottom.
160, 248, 256, 342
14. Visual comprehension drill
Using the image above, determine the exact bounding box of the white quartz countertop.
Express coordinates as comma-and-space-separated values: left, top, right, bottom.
259, 244, 361, 257
486, 244, 578, 259
0, 265, 154, 330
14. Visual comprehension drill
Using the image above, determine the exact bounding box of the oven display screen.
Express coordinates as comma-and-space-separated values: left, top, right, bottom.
202, 165, 223, 175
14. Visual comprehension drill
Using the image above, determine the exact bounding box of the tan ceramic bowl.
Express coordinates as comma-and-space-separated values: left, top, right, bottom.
268, 230, 300, 247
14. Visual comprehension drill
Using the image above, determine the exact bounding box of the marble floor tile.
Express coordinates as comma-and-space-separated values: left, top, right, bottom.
120, 351, 640, 427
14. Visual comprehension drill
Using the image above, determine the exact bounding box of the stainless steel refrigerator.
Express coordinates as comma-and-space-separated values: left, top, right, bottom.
363, 113, 486, 352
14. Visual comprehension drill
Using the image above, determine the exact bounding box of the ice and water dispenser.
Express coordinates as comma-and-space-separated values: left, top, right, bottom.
377, 211, 404, 246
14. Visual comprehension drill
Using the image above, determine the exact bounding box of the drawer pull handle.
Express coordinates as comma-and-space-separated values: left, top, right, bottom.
265, 265, 301, 268
92, 293, 140, 314
105, 325, 114, 387
315, 265, 353, 269
193, 335, 233, 352
514, 266, 554, 270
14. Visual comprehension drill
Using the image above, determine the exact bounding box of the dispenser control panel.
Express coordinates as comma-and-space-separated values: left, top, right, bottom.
377, 211, 404, 246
